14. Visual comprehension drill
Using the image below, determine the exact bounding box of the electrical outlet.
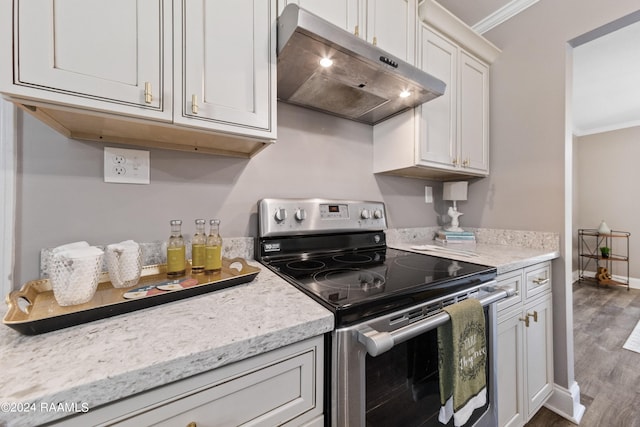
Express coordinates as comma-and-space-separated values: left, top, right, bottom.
104, 147, 150, 184
425, 186, 433, 203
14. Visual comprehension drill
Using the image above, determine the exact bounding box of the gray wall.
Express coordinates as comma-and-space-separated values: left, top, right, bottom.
576, 126, 640, 279
15, 102, 443, 285
469, 0, 640, 393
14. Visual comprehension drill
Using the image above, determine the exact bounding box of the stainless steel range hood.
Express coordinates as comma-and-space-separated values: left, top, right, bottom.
277, 4, 446, 125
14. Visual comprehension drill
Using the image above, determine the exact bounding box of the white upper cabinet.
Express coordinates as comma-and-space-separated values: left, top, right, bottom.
177, 0, 275, 136
1, 0, 276, 157
277, 0, 416, 64
459, 51, 490, 172
277, 0, 360, 35
13, 0, 171, 119
364, 0, 416, 64
419, 26, 489, 174
416, 26, 457, 169
373, 0, 498, 180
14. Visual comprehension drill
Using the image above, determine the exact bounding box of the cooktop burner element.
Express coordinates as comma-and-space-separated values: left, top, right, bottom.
286, 260, 326, 271
257, 198, 497, 326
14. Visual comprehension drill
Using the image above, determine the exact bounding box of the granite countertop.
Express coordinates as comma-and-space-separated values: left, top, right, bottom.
386, 227, 561, 274
389, 241, 559, 274
0, 261, 334, 427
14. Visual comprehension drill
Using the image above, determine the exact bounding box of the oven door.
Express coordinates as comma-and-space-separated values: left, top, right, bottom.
331, 285, 508, 427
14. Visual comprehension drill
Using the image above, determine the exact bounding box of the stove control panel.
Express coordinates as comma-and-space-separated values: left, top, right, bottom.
259, 198, 387, 237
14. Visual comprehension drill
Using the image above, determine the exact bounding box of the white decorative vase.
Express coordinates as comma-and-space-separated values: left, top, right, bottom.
597, 220, 611, 234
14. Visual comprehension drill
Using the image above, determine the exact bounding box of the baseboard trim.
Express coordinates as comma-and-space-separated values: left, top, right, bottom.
544, 381, 585, 424
572, 269, 640, 289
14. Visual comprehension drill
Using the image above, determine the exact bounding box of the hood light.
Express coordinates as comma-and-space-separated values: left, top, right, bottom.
319, 58, 333, 68
400, 90, 411, 98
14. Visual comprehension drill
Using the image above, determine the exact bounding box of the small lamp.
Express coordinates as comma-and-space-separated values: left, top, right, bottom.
443, 181, 468, 232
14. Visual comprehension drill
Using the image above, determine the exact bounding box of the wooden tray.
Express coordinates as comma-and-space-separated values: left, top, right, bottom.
3, 257, 260, 335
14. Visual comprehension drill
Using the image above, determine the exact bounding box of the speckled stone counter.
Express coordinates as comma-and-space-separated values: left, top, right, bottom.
0, 247, 333, 427
387, 227, 560, 274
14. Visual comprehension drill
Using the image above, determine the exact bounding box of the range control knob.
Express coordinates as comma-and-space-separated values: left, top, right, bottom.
274, 208, 287, 222
294, 208, 307, 222
360, 209, 371, 220
373, 209, 383, 219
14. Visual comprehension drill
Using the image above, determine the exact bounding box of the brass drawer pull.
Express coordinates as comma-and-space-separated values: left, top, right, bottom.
527, 310, 538, 323
519, 316, 530, 327
533, 277, 549, 286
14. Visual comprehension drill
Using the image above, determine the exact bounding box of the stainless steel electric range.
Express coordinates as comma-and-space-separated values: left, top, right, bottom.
257, 199, 511, 427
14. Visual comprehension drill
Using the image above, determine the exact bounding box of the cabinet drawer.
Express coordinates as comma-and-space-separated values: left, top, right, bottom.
524, 262, 551, 301
112, 347, 319, 427
496, 269, 523, 312
48, 337, 324, 427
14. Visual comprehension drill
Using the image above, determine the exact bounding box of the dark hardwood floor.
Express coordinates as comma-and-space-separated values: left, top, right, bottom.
525, 281, 640, 427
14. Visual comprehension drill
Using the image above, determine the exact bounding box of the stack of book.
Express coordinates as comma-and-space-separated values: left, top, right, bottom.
435, 230, 476, 244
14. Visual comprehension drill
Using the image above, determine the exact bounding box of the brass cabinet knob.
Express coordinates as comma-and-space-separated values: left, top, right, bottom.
527, 310, 538, 323
519, 316, 530, 327
187, 422, 197, 427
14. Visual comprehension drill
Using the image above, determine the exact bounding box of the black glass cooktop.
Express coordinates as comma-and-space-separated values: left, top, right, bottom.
265, 247, 496, 326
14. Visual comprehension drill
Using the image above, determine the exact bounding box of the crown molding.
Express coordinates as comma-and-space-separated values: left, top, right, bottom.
472, 0, 539, 34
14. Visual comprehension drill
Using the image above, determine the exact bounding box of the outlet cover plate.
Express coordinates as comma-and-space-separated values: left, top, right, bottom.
104, 147, 150, 184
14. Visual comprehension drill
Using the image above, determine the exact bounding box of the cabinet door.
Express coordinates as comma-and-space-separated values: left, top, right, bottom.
458, 51, 489, 174
524, 294, 554, 419
417, 26, 457, 169
497, 311, 525, 427
178, 0, 276, 137
364, 0, 416, 64
278, 0, 359, 35
16, 0, 166, 114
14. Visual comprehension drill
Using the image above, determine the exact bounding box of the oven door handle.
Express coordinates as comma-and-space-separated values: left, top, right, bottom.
357, 287, 513, 357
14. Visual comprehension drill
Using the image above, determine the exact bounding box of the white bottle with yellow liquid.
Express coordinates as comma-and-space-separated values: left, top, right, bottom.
205, 219, 223, 274
167, 219, 186, 277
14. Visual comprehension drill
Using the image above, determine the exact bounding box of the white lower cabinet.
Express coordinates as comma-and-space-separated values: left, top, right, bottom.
497, 262, 554, 427
50, 336, 324, 427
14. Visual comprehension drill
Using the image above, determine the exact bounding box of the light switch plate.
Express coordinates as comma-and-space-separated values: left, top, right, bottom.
104, 147, 150, 184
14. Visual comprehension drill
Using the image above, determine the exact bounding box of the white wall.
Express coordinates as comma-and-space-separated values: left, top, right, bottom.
576, 126, 640, 279
13, 102, 444, 285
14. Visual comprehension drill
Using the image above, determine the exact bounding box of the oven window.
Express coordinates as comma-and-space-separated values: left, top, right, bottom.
365, 308, 490, 427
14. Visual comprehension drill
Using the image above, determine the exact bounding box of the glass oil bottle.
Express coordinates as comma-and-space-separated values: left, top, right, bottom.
205, 219, 223, 273
167, 219, 186, 277
191, 219, 207, 273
